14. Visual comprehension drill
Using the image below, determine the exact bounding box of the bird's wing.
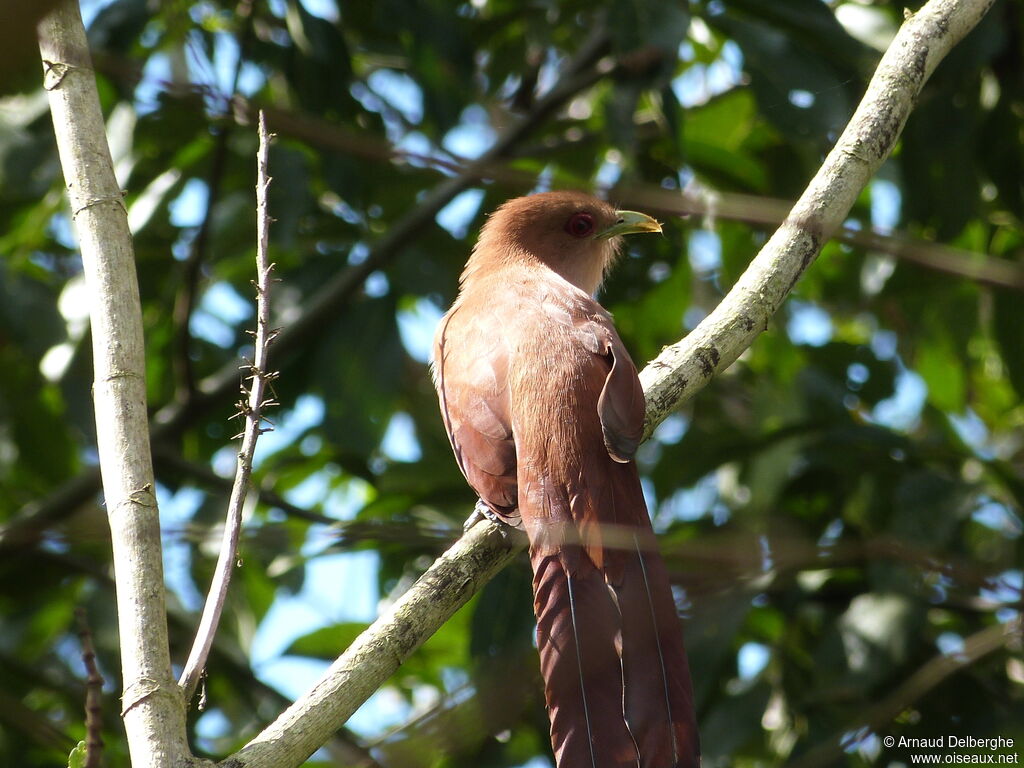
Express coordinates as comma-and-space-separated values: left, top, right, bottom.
433, 298, 519, 524
573, 312, 646, 463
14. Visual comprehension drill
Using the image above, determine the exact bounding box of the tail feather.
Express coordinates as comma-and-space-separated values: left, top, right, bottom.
533, 552, 638, 768
614, 535, 699, 768
519, 400, 698, 767
531, 538, 699, 768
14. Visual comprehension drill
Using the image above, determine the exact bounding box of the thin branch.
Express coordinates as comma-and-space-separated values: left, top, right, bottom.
38, 1, 187, 765
154, 447, 462, 546
845, 225, 1024, 290
218, 2, 996, 765
0, 471, 103, 551
0, 688, 75, 753
170, 134, 229, 403
367, 651, 540, 765
75, 608, 105, 768
178, 111, 279, 704
37, 545, 381, 768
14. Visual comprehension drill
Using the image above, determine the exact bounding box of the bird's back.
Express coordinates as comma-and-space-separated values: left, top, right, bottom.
433, 265, 616, 526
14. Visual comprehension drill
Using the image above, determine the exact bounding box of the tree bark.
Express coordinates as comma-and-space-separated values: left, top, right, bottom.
38, 2, 188, 765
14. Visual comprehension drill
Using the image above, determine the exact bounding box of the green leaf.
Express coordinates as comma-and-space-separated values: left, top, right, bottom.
685, 90, 768, 189
67, 742, 87, 768
316, 296, 405, 457
915, 335, 966, 413
710, 12, 857, 144
284, 622, 370, 659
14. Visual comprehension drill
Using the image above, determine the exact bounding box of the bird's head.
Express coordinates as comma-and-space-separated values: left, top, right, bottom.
466, 191, 662, 295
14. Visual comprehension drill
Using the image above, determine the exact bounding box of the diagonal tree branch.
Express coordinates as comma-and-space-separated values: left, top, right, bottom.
38, 1, 188, 765
219, 1, 997, 765
637, 0, 997, 436
225, 522, 521, 768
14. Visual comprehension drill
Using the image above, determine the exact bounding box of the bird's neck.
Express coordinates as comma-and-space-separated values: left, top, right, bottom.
461, 242, 606, 297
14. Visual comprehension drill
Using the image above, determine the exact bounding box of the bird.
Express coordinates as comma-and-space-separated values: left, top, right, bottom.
432, 190, 699, 768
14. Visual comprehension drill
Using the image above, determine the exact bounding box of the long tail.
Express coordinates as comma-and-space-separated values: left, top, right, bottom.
529, 530, 699, 768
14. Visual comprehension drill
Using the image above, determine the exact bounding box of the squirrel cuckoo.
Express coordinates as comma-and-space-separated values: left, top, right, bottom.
433, 191, 699, 768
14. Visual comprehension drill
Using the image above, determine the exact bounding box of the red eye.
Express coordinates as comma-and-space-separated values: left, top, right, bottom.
565, 212, 595, 238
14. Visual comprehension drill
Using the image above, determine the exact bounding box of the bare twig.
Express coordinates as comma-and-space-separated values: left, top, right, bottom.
38, 2, 187, 765
75, 608, 105, 768
178, 111, 279, 704
218, 2, 996, 765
